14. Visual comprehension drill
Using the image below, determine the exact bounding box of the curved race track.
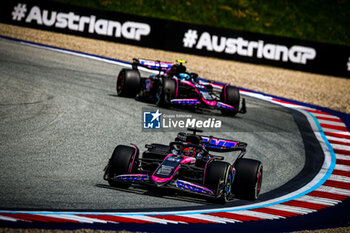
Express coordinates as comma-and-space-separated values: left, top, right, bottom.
0, 38, 311, 211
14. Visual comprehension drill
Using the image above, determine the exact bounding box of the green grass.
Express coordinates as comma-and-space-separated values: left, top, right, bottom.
51, 0, 350, 46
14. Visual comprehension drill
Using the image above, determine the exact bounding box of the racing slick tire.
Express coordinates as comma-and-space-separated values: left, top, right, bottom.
233, 158, 263, 201
107, 145, 139, 188
220, 85, 240, 116
156, 78, 177, 107
116, 69, 141, 97
205, 161, 233, 204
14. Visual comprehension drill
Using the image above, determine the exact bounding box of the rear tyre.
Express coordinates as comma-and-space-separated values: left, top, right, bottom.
116, 69, 141, 97
107, 145, 139, 188
220, 85, 240, 116
233, 158, 263, 201
156, 78, 176, 107
205, 161, 233, 204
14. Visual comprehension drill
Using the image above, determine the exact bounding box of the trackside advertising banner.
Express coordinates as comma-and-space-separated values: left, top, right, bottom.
1, 0, 349, 78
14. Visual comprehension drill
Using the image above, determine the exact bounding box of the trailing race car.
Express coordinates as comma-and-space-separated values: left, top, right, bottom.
116, 59, 246, 116
103, 128, 262, 203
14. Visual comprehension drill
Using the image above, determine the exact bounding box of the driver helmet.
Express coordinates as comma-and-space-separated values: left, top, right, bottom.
179, 73, 191, 81
183, 146, 197, 157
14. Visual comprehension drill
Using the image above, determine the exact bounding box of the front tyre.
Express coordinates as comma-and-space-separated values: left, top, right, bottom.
156, 78, 176, 107
116, 69, 141, 97
205, 161, 233, 204
232, 158, 263, 201
220, 85, 240, 116
106, 145, 139, 188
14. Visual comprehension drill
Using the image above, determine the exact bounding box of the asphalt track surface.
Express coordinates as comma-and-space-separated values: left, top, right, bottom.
0, 38, 308, 211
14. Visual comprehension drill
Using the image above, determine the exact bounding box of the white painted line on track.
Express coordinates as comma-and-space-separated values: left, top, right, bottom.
131, 215, 178, 224
44, 214, 108, 224
267, 204, 313, 214
0, 215, 18, 222
331, 143, 350, 151
297, 195, 341, 205
234, 210, 282, 220
318, 119, 347, 127
317, 186, 350, 196
334, 164, 350, 172
329, 174, 350, 183
311, 113, 340, 119
335, 154, 350, 160
184, 214, 238, 224
326, 136, 350, 144
322, 128, 350, 135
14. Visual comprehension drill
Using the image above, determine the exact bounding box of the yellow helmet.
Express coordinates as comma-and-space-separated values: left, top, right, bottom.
176, 59, 187, 64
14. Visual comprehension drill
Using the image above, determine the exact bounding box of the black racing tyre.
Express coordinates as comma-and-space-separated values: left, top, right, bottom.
232, 158, 263, 201
205, 161, 233, 204
220, 85, 240, 116
116, 69, 141, 97
156, 78, 176, 107
108, 145, 139, 188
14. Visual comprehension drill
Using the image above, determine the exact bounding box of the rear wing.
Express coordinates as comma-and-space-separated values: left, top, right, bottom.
201, 135, 247, 152
132, 58, 173, 72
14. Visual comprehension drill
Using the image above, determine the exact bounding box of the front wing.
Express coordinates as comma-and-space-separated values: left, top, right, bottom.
105, 174, 217, 197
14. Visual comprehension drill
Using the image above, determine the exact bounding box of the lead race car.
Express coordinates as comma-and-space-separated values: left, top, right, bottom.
116, 59, 246, 116
103, 128, 262, 203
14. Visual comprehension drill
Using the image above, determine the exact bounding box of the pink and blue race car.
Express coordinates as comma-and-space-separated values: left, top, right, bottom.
116, 59, 246, 116
103, 128, 263, 203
